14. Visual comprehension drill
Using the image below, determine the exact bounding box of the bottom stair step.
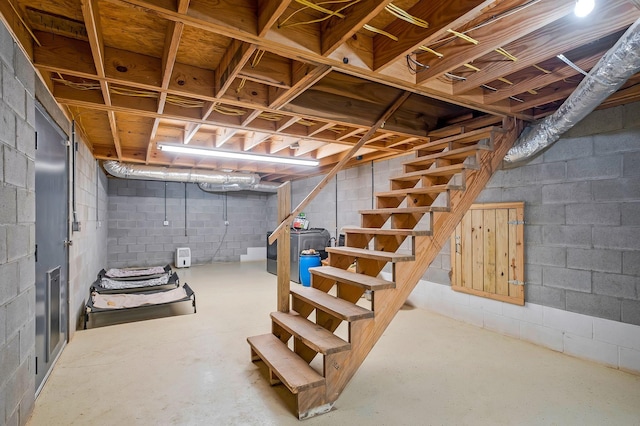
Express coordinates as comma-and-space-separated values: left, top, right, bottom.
247, 334, 325, 393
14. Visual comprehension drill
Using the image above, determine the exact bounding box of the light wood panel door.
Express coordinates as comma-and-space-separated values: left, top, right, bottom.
451, 202, 524, 305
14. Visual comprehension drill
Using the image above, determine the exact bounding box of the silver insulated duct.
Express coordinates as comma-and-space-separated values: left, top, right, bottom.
103, 160, 278, 192
504, 18, 640, 165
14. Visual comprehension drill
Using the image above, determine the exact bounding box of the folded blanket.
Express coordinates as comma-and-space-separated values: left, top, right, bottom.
99, 274, 171, 290
92, 287, 188, 309
105, 265, 166, 278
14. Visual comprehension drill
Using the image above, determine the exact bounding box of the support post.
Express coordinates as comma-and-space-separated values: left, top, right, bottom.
277, 181, 291, 312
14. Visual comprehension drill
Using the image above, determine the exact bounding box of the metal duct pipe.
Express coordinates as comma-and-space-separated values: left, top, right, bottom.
198, 181, 280, 193
504, 18, 640, 165
103, 160, 260, 186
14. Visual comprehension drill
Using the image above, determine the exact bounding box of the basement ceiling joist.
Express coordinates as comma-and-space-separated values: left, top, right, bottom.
1, 0, 639, 181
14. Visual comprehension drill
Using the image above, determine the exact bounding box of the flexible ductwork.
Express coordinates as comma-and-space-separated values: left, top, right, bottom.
103, 161, 278, 192
504, 18, 640, 165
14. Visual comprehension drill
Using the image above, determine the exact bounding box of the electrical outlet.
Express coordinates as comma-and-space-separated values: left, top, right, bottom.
163, 220, 169, 226
224, 220, 229, 226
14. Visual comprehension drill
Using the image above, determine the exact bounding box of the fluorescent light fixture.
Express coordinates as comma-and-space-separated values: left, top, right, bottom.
157, 143, 319, 167
574, 0, 594, 17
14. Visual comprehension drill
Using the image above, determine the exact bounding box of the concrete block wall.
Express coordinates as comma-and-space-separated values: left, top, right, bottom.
0, 23, 36, 426
475, 103, 640, 326
107, 179, 269, 267
67, 139, 108, 334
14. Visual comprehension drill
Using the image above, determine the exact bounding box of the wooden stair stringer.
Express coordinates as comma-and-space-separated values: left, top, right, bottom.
321, 119, 521, 402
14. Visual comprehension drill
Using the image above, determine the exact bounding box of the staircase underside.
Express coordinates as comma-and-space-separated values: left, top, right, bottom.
248, 118, 522, 419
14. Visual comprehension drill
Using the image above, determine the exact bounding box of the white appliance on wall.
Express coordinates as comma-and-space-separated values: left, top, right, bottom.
175, 247, 191, 268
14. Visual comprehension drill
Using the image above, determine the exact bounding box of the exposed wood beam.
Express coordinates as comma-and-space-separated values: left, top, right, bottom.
216, 128, 239, 147
269, 136, 298, 154
0, 0, 35, 58
215, 40, 256, 98
416, 0, 575, 84
243, 131, 272, 151
372, 0, 491, 71
483, 51, 604, 105
258, 0, 292, 37
81, 0, 122, 159
320, 0, 393, 57
307, 122, 334, 137
269, 91, 411, 244
269, 64, 332, 109
276, 116, 300, 132
510, 85, 576, 113
241, 109, 264, 126
453, 0, 638, 94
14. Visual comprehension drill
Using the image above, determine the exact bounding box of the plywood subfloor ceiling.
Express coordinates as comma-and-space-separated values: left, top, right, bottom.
2, 0, 639, 181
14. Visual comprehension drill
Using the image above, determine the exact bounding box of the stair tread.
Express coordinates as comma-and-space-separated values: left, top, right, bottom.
391, 163, 466, 181
247, 334, 325, 393
403, 144, 491, 166
326, 246, 414, 262
360, 206, 449, 215
376, 184, 459, 198
342, 226, 431, 236
414, 127, 496, 151
271, 311, 351, 354
309, 265, 396, 290
290, 285, 374, 321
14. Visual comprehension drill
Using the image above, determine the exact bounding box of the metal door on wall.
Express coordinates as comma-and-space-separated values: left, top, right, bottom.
35, 104, 69, 393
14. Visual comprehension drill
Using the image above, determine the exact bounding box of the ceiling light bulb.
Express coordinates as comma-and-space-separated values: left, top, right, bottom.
574, 0, 594, 17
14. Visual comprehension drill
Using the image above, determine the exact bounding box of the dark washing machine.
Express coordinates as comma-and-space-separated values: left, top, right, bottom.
266, 228, 330, 283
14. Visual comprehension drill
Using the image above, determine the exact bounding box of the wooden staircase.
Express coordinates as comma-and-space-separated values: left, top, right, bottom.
248, 120, 521, 419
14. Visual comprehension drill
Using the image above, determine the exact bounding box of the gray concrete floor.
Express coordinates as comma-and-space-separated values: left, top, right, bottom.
29, 262, 640, 425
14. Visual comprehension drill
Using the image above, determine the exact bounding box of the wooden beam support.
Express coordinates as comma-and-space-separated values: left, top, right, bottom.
373, 0, 491, 71
320, 0, 393, 57
269, 64, 332, 109
276, 181, 291, 313
510, 85, 576, 113
453, 0, 638, 95
258, 0, 292, 37
416, 0, 575, 84
215, 40, 257, 98
269, 91, 411, 244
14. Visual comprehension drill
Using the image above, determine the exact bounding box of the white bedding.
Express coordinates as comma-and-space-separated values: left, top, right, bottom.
91, 286, 188, 309
105, 265, 167, 278
99, 274, 171, 290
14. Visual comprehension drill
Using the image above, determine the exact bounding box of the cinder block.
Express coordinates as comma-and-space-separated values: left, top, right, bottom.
566, 290, 621, 322
17, 255, 34, 294
0, 335, 19, 389
566, 155, 622, 181
567, 248, 621, 273
543, 136, 593, 162
543, 305, 593, 338
563, 332, 618, 367
0, 103, 16, 146
619, 347, 640, 374
566, 202, 620, 226
593, 226, 640, 251
5, 290, 30, 339
0, 20, 14, 68
542, 181, 591, 204
592, 178, 640, 201
566, 107, 623, 138
0, 226, 6, 263
621, 202, 640, 226
520, 322, 563, 352
524, 224, 542, 244
2, 66, 25, 117
594, 128, 639, 154
451, 303, 484, 327
16, 189, 34, 224
501, 186, 542, 204
6, 225, 29, 262
0, 307, 5, 346
622, 251, 640, 276
622, 151, 640, 178
474, 187, 502, 203
469, 294, 503, 315
622, 299, 640, 326
527, 245, 566, 267
542, 225, 592, 248
13, 48, 34, 96
524, 264, 542, 285
523, 162, 567, 185
502, 301, 543, 325
18, 318, 34, 362
593, 317, 640, 351
543, 266, 591, 292
483, 311, 520, 338
592, 272, 636, 299
3, 147, 26, 188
